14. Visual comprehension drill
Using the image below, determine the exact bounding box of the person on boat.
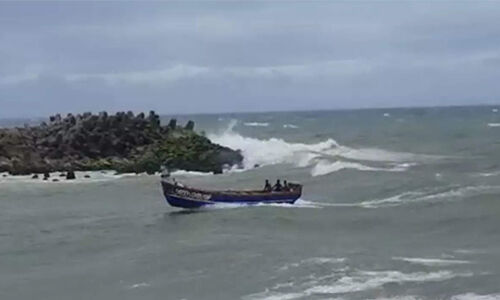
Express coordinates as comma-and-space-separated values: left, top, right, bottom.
273, 179, 283, 192
283, 180, 289, 191
264, 179, 272, 192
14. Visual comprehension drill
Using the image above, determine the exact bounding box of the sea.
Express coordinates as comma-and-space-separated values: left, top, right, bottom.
2, 106, 500, 300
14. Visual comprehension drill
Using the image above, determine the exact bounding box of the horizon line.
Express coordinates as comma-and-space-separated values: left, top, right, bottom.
1, 102, 500, 121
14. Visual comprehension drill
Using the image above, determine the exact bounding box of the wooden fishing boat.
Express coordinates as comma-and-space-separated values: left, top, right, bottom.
161, 178, 302, 209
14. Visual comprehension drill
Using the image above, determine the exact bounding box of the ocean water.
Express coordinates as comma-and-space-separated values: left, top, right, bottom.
2, 106, 500, 300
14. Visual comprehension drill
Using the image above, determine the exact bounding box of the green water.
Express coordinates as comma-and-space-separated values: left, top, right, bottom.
2, 106, 500, 299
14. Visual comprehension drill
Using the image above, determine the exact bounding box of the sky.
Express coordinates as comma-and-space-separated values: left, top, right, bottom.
1, 1, 500, 118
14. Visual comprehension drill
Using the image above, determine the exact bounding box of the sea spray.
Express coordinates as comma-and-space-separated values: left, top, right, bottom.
209, 120, 435, 176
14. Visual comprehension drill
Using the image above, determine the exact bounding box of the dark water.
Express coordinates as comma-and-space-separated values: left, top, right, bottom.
2, 106, 500, 299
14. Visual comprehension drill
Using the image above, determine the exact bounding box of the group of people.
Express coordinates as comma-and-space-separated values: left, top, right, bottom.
263, 179, 291, 192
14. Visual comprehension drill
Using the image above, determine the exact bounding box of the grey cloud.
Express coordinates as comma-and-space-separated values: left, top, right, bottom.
1, 2, 500, 118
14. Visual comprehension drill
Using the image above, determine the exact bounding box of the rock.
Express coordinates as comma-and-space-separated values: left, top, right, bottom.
0, 157, 11, 173
0, 111, 243, 175
32, 174, 39, 179
66, 170, 76, 180
185, 120, 195, 131
59, 173, 66, 177
52, 178, 59, 182
84, 174, 91, 178
167, 119, 177, 129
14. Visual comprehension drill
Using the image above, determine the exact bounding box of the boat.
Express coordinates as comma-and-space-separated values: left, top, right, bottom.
161, 178, 302, 209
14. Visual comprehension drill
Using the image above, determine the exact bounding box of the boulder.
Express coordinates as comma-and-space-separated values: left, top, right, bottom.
167, 119, 177, 129
185, 120, 195, 131
66, 170, 76, 180
0, 111, 243, 175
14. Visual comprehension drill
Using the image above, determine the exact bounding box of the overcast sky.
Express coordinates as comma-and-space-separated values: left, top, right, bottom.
1, 1, 500, 118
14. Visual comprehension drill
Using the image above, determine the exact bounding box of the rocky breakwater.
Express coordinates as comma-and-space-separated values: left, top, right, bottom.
0, 111, 243, 177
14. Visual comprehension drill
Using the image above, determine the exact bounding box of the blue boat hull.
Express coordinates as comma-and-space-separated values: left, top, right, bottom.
161, 180, 302, 209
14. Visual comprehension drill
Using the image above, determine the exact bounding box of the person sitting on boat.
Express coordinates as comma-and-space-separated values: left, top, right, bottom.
264, 179, 272, 192
283, 180, 289, 191
273, 179, 283, 192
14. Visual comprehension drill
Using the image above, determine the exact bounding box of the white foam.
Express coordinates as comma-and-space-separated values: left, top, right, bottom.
358, 191, 428, 208
392, 257, 471, 266
358, 185, 500, 208
256, 200, 318, 209
487, 123, 500, 127
493, 108, 498, 113
127, 282, 150, 289
245, 292, 307, 300
454, 249, 488, 255
201, 199, 319, 211
209, 122, 338, 169
298, 186, 500, 210
383, 113, 391, 117
283, 124, 299, 129
244, 291, 343, 300
246, 270, 471, 300
477, 171, 500, 177
204, 203, 246, 210
451, 293, 500, 300
0, 170, 134, 185
329, 147, 435, 163
279, 257, 346, 271
293, 199, 328, 208
304, 270, 470, 295
170, 170, 214, 177
244, 122, 269, 127
209, 120, 432, 176
368, 297, 421, 300
310, 160, 406, 177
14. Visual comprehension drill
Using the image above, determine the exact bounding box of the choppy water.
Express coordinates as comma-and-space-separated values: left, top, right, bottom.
2, 106, 500, 299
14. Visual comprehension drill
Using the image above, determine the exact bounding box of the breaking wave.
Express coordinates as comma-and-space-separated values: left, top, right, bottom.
283, 124, 299, 129
487, 123, 500, 127
209, 120, 436, 176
